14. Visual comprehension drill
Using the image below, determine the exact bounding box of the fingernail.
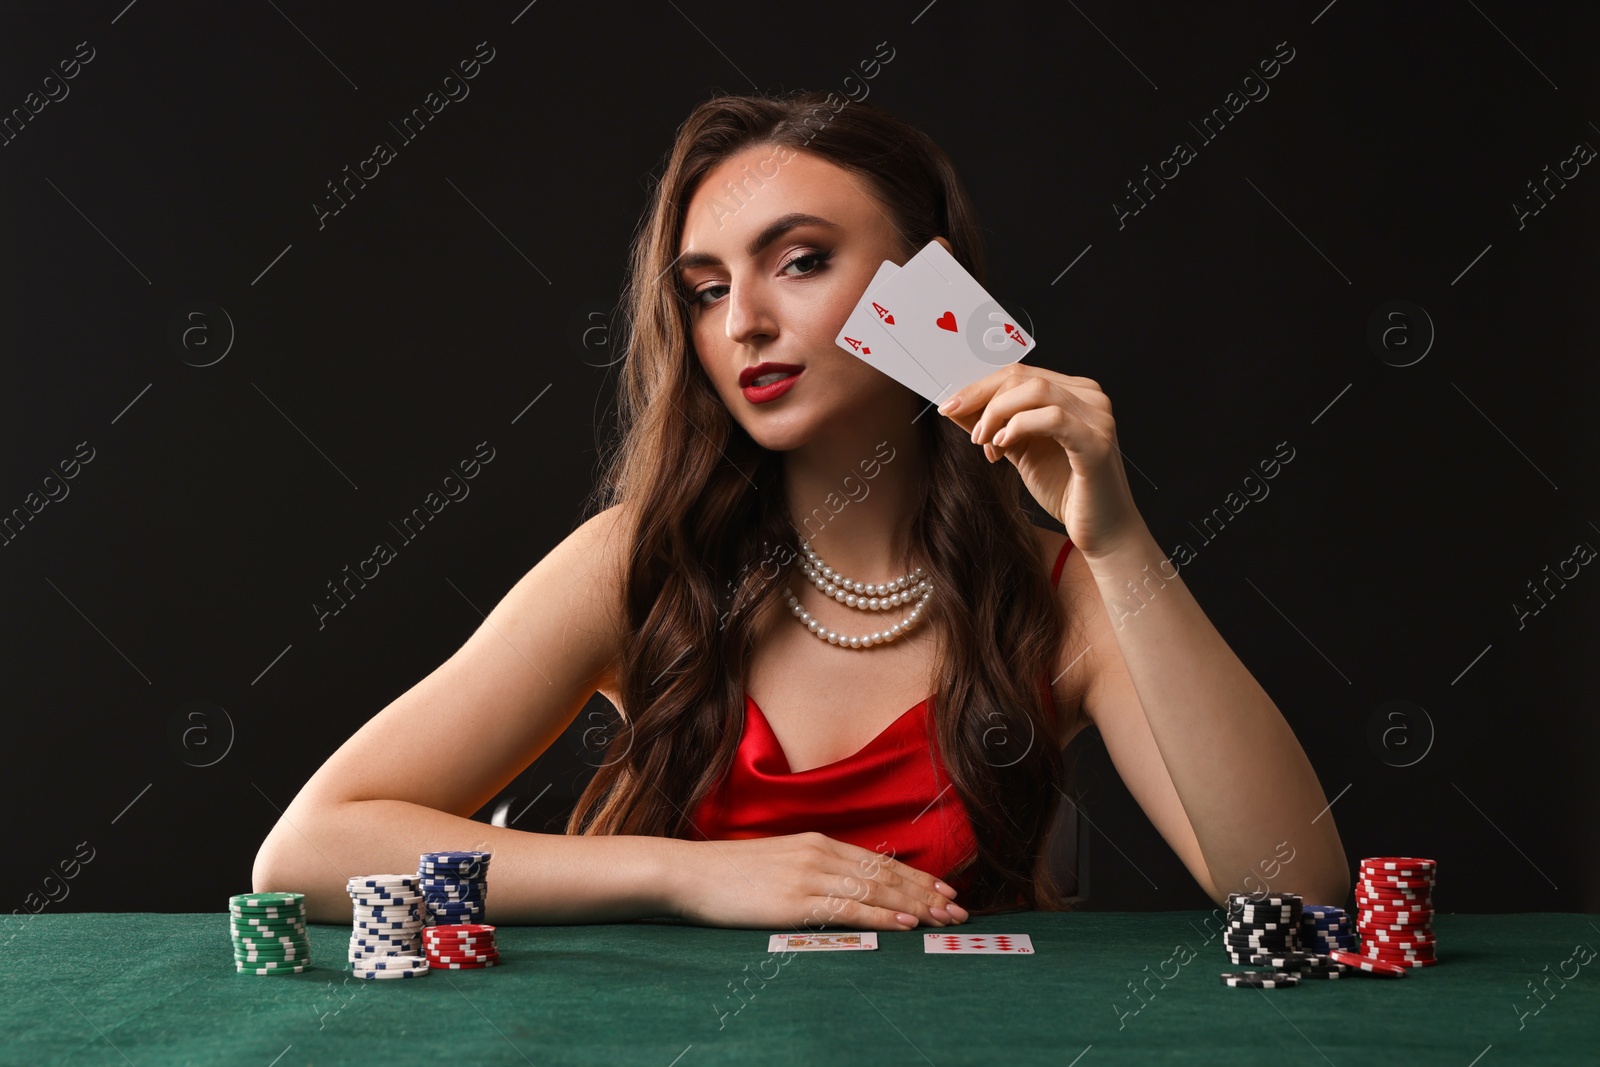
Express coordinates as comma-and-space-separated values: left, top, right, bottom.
938, 397, 959, 414
934, 881, 958, 899
948, 904, 970, 922
896, 912, 918, 927
993, 429, 1008, 447
930, 904, 952, 923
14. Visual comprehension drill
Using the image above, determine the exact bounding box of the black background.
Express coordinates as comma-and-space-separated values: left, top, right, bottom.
2, 1, 1595, 919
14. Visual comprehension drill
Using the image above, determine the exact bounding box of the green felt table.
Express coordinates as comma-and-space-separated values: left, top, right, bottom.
3, 911, 1595, 1065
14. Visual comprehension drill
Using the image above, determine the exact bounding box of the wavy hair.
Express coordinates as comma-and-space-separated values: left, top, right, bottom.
567, 90, 1082, 914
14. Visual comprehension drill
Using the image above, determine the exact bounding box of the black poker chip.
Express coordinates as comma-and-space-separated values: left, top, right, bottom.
1247, 951, 1324, 970
1226, 893, 1302, 907
1220, 971, 1300, 988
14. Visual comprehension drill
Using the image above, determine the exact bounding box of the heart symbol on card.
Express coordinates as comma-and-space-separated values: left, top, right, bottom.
936, 311, 958, 332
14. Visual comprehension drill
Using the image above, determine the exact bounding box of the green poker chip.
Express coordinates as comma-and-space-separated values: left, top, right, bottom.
235, 961, 309, 975
230, 892, 304, 909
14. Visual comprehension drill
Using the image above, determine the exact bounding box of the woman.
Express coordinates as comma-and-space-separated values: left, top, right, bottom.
254, 90, 1349, 929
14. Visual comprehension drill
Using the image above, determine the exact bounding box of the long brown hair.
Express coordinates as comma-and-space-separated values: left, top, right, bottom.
568, 90, 1081, 914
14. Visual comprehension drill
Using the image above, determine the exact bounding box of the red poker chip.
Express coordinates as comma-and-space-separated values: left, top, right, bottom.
1359, 869, 1435, 881
1329, 949, 1407, 977
426, 958, 498, 969
1362, 939, 1437, 951
1358, 878, 1435, 892
427, 923, 496, 936
1359, 857, 1436, 873
1357, 879, 1433, 892
1357, 902, 1431, 914
1358, 878, 1434, 891
1357, 902, 1431, 915
1363, 915, 1440, 927
427, 952, 500, 965
1356, 891, 1432, 906
1364, 934, 1437, 948
422, 940, 496, 953
1363, 949, 1437, 962
423, 932, 495, 944
1356, 883, 1433, 895
1359, 868, 1436, 881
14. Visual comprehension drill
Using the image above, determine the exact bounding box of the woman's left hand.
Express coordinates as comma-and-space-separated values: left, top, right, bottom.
938, 366, 1146, 559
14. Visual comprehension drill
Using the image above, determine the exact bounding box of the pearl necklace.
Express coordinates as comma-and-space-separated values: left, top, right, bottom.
782, 536, 933, 650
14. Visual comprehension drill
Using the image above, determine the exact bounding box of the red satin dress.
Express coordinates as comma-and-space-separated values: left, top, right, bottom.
686, 537, 1074, 900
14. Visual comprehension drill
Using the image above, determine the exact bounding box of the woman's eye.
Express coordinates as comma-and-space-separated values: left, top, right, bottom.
683, 250, 833, 309
686, 283, 728, 307
781, 249, 833, 277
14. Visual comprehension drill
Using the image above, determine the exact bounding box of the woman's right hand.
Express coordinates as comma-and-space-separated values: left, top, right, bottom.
669, 832, 970, 930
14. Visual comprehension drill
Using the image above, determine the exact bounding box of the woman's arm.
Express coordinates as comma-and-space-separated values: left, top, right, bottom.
255, 798, 691, 924
1059, 528, 1350, 906
946, 365, 1348, 906
252, 502, 687, 924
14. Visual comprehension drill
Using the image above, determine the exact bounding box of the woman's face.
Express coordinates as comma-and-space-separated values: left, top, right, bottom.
677, 144, 920, 449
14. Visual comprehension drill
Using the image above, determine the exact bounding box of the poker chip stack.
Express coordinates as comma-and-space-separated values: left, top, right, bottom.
423, 923, 500, 969
230, 891, 310, 975
1355, 856, 1438, 970
1298, 905, 1357, 955
1222, 892, 1302, 966
346, 874, 430, 979
417, 851, 492, 927
1219, 892, 1354, 987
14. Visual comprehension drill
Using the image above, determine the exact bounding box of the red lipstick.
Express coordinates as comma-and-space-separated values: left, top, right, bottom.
738, 362, 804, 404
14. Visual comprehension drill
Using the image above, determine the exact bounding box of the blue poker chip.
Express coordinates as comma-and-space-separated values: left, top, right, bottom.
349, 883, 421, 895
417, 859, 487, 868
354, 929, 422, 940
348, 876, 418, 890
351, 905, 418, 918
349, 894, 423, 907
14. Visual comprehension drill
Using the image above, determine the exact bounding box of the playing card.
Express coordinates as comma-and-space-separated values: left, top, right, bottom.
834, 261, 945, 397
767, 931, 879, 952
922, 933, 1035, 954
870, 239, 1037, 406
